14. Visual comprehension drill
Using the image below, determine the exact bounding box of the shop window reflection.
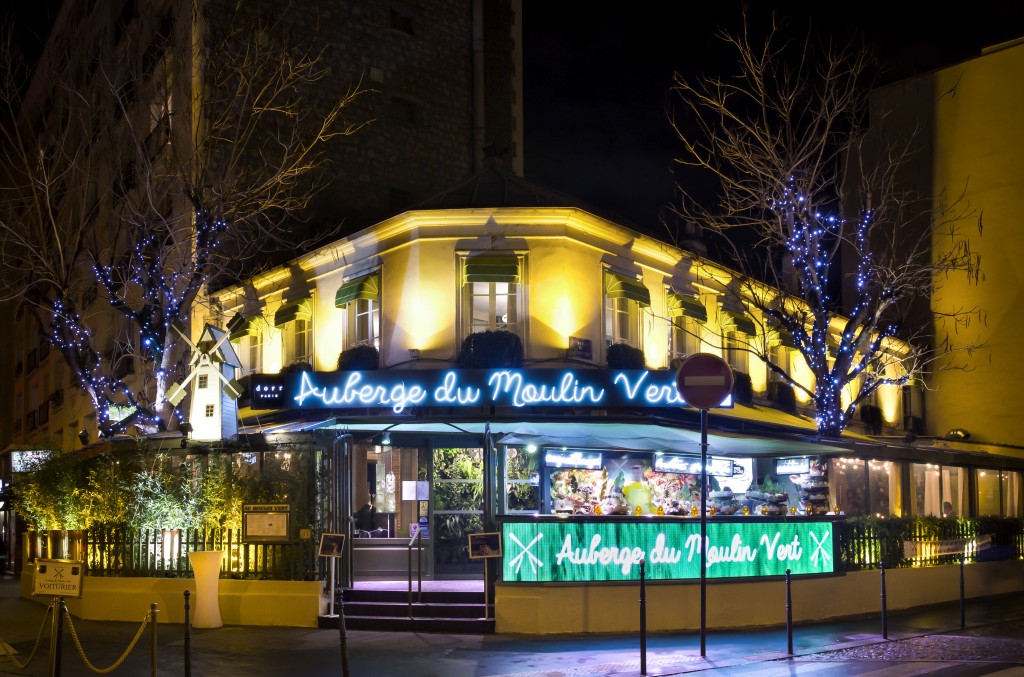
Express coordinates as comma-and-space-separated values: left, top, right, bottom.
829, 458, 865, 515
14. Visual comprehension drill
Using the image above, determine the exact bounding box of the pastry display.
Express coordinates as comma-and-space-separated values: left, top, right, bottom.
795, 460, 830, 515
708, 488, 741, 515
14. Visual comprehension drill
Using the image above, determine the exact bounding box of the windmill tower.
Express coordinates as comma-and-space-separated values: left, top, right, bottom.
166, 324, 243, 442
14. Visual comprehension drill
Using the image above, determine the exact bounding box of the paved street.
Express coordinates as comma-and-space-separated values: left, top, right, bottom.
2, 577, 1023, 676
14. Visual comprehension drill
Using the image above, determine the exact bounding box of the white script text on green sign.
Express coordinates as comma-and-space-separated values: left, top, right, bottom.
502, 521, 834, 582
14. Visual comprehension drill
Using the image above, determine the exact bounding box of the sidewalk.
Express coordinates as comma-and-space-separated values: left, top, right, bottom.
2, 575, 1023, 676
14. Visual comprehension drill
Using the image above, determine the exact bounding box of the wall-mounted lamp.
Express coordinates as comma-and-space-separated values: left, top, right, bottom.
381, 431, 391, 446
944, 428, 971, 441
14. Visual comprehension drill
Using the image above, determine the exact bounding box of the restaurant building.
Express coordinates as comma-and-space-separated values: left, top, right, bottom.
190, 167, 1023, 631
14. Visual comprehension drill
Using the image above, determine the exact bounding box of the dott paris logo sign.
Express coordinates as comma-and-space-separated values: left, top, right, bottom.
501, 521, 834, 583
250, 369, 733, 413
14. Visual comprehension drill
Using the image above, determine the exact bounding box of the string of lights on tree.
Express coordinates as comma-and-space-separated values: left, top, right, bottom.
768, 178, 908, 437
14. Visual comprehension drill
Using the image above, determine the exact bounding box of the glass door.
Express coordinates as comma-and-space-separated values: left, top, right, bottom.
432, 447, 484, 577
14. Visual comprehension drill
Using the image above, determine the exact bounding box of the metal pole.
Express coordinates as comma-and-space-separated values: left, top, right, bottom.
959, 555, 966, 629
880, 562, 888, 640
338, 589, 351, 677
184, 590, 192, 677
329, 558, 336, 617
639, 559, 647, 676
785, 569, 793, 654
407, 544, 413, 618
699, 407, 708, 657
48, 598, 63, 677
150, 603, 158, 677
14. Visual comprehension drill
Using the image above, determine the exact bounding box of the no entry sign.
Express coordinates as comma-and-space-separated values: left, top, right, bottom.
675, 353, 734, 409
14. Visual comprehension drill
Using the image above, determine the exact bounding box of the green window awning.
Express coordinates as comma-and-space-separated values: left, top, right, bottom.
465, 254, 520, 283
335, 272, 380, 308
724, 311, 756, 336
227, 313, 260, 342
606, 273, 651, 307
274, 298, 312, 327
667, 292, 707, 323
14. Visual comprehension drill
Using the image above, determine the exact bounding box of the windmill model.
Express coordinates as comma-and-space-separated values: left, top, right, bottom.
166, 323, 243, 442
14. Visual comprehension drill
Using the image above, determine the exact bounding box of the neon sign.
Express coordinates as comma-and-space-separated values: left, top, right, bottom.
545, 450, 603, 469
502, 519, 834, 582
250, 369, 733, 412
655, 454, 735, 477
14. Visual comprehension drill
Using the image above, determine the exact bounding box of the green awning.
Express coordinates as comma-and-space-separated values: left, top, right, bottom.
274, 298, 312, 327
227, 313, 260, 341
667, 292, 707, 323
335, 273, 380, 308
725, 311, 756, 336
606, 273, 651, 307
465, 254, 520, 283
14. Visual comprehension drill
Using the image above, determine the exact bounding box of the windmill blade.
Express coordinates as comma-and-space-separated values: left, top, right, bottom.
171, 320, 198, 351
166, 369, 199, 406
213, 369, 244, 399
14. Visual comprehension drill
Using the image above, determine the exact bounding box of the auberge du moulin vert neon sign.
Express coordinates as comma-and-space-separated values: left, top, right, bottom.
250, 369, 732, 412
501, 521, 834, 582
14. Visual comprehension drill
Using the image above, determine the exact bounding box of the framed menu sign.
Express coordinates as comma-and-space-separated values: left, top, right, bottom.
242, 504, 292, 543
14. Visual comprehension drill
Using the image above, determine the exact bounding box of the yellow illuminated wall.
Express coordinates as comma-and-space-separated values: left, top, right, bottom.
870, 40, 1024, 445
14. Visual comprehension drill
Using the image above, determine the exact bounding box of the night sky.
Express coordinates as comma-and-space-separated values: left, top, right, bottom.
6, 1, 1024, 236
522, 1, 1024, 234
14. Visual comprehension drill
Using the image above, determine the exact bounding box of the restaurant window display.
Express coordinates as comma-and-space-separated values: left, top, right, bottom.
829, 458, 866, 515
539, 450, 835, 518
868, 460, 901, 517
909, 463, 966, 517
351, 444, 423, 538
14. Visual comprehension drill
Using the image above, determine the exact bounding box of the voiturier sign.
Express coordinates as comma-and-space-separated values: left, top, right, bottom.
501, 520, 834, 583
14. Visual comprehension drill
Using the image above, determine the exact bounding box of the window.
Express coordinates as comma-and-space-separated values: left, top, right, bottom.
205, 404, 215, 418
336, 273, 381, 350
461, 254, 523, 339
285, 318, 311, 365
247, 332, 263, 374
669, 315, 700, 362
977, 469, 1023, 517
604, 272, 649, 348
198, 375, 208, 389
724, 331, 749, 373
274, 298, 313, 366
910, 463, 966, 517
868, 460, 901, 517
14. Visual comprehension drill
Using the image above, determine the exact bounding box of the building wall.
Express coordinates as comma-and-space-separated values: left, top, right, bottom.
3, 0, 521, 453
870, 40, 1024, 447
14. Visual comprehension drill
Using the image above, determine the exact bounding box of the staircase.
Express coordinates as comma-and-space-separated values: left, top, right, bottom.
319, 587, 495, 633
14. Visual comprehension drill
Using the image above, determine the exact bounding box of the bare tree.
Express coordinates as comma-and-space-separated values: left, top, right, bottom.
0, 4, 368, 438
667, 16, 981, 437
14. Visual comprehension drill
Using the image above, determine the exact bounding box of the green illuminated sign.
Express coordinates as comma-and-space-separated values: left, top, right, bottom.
502, 520, 834, 582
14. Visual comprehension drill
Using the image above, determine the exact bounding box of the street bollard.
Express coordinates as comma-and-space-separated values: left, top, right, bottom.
150, 603, 158, 677
785, 569, 793, 655
184, 590, 192, 677
339, 589, 351, 677
959, 556, 966, 629
639, 559, 647, 676
880, 562, 888, 640
49, 598, 64, 677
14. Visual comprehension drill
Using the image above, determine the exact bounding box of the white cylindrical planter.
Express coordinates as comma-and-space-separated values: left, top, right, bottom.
188, 550, 225, 628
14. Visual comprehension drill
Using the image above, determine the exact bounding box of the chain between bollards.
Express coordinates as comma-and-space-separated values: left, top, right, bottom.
639, 558, 647, 676
880, 562, 888, 640
785, 569, 793, 655
184, 590, 192, 677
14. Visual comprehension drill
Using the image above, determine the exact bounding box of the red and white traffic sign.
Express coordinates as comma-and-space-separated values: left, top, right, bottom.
675, 353, 734, 409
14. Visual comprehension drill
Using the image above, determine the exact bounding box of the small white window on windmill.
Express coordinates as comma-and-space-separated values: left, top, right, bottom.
205, 404, 215, 417
198, 375, 208, 388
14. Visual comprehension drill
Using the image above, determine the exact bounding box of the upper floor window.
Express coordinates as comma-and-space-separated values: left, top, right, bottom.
604, 272, 649, 348
335, 272, 381, 351
228, 313, 263, 374
461, 254, 523, 339
721, 311, 755, 373
667, 291, 706, 362
274, 297, 313, 367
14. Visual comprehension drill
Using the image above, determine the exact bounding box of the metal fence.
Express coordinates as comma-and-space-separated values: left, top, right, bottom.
83, 526, 317, 580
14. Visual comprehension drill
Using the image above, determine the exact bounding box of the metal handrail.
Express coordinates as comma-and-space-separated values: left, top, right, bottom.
406, 529, 423, 618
